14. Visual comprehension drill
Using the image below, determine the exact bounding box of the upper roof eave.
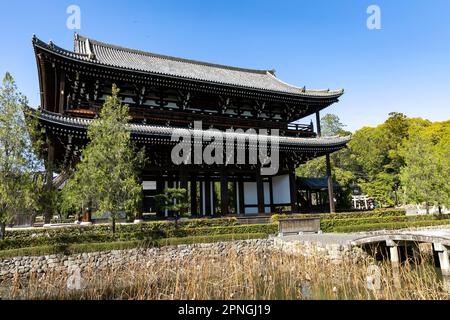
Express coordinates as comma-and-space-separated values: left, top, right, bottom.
32, 34, 344, 100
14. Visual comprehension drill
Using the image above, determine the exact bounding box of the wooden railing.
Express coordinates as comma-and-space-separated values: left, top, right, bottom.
66, 106, 316, 138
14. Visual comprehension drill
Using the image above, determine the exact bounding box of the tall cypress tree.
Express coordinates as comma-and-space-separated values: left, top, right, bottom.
0, 73, 42, 238
62, 84, 145, 233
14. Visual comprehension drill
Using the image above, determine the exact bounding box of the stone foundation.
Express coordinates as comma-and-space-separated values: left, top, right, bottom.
0, 237, 368, 281
273, 237, 368, 263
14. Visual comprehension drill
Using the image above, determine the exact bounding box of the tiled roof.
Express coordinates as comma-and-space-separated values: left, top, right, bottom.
35, 109, 351, 148
32, 34, 344, 98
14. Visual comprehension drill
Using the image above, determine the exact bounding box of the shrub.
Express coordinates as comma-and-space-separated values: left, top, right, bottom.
320, 214, 450, 232
4, 217, 239, 241
166, 224, 278, 238
0, 221, 275, 250
0, 233, 269, 259
331, 219, 450, 233
271, 208, 406, 224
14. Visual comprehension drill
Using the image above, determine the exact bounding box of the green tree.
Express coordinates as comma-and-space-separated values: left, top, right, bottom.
321, 113, 349, 137
0, 73, 43, 238
155, 188, 190, 226
348, 112, 410, 206
296, 114, 356, 208
400, 123, 450, 212
62, 84, 144, 233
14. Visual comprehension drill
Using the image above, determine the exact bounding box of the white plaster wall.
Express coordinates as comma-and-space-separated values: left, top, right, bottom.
243, 182, 258, 215
243, 181, 271, 214
272, 174, 291, 205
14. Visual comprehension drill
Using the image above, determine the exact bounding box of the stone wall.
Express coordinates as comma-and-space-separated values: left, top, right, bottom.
0, 238, 367, 281
273, 237, 368, 263
0, 239, 273, 280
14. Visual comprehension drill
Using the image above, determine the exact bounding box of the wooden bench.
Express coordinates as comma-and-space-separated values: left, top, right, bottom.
278, 217, 321, 236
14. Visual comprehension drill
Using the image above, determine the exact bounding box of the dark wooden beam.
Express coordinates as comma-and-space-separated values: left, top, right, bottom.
220, 170, 229, 215
190, 177, 197, 216
269, 176, 274, 213
180, 170, 188, 215
238, 179, 245, 215
326, 154, 336, 213
316, 111, 321, 137
58, 70, 66, 113
256, 171, 265, 214
205, 177, 212, 216
289, 164, 298, 213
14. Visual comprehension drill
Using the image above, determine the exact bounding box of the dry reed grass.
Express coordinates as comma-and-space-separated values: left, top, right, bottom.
1, 247, 448, 300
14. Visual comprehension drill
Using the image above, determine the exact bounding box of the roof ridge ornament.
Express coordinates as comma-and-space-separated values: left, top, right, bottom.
84, 38, 96, 60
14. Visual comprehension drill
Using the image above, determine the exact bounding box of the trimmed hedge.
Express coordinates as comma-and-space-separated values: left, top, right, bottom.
271, 208, 406, 224
0, 233, 269, 259
331, 219, 450, 233
320, 214, 450, 232
5, 217, 239, 241
0, 223, 276, 250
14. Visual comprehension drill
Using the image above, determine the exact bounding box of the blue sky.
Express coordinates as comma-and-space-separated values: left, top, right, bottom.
1, 0, 449, 132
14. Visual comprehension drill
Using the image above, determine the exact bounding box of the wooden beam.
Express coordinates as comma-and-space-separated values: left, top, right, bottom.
220, 170, 229, 215
316, 111, 321, 137
190, 177, 197, 216
326, 154, 336, 213
205, 177, 212, 216
58, 70, 66, 113
256, 172, 265, 214
238, 179, 245, 215
269, 176, 275, 213
289, 164, 298, 213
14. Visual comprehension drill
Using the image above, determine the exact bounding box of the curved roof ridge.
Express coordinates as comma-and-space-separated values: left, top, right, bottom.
33, 35, 89, 59
74, 33, 272, 75
33, 34, 345, 98
265, 71, 344, 95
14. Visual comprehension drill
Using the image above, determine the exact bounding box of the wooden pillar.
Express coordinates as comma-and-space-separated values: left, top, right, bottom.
220, 170, 229, 215
269, 176, 275, 213
44, 142, 55, 224
200, 180, 205, 216
316, 111, 321, 137
289, 164, 298, 213
256, 172, 265, 214
164, 180, 169, 217
58, 70, 66, 113
233, 181, 238, 215
238, 179, 245, 215
212, 181, 217, 216
205, 177, 212, 216
326, 154, 336, 213
180, 170, 188, 215
190, 177, 197, 216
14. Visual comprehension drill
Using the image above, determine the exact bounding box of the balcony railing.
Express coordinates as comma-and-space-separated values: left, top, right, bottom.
65, 105, 316, 138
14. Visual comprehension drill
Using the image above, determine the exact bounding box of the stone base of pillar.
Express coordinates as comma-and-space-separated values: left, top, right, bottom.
433, 243, 450, 276
388, 243, 400, 266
